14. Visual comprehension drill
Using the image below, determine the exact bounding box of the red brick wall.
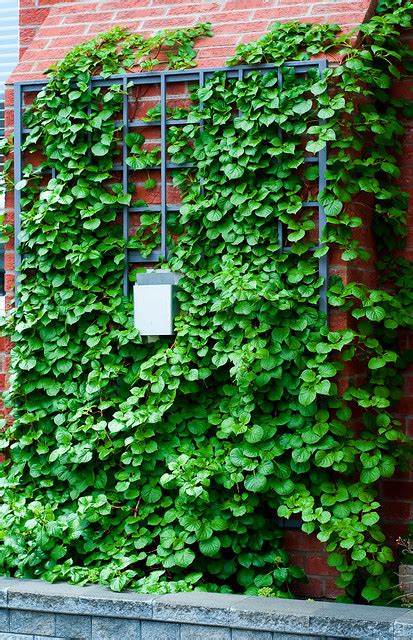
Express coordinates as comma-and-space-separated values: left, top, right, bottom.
14, 0, 373, 80
378, 28, 413, 548
5, 0, 410, 601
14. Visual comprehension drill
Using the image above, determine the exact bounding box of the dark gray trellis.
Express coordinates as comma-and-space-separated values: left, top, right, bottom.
14, 59, 328, 312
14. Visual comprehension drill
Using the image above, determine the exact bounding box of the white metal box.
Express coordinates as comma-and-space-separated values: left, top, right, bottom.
133, 270, 182, 337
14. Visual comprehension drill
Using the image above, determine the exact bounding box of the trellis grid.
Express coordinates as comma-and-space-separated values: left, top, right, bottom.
14, 59, 328, 312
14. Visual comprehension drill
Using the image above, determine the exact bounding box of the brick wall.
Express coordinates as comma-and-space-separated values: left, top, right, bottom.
379, 28, 413, 548
3, 0, 411, 602
15, 0, 374, 80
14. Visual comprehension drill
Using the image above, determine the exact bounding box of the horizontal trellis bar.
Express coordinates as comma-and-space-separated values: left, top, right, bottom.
13, 60, 326, 90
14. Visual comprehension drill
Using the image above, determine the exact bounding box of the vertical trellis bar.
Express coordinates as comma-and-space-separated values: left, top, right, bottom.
238, 67, 243, 118
277, 66, 284, 254
198, 70, 205, 198
160, 74, 167, 260
85, 78, 92, 169
122, 77, 129, 296
13, 82, 22, 303
317, 59, 328, 316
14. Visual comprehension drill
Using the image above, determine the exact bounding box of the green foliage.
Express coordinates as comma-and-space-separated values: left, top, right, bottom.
0, 136, 15, 241
376, 0, 405, 13
0, 3, 413, 605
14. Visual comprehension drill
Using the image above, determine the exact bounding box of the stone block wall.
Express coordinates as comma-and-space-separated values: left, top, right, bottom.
0, 578, 413, 640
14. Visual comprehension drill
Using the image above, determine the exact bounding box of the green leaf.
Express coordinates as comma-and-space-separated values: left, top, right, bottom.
254, 573, 273, 588
206, 210, 223, 222
368, 357, 386, 370
223, 164, 244, 180
127, 156, 151, 170
256, 205, 272, 218
244, 474, 267, 492
379, 457, 395, 477
362, 512, 380, 526
311, 81, 327, 96
199, 537, 221, 556
174, 549, 195, 567
15, 179, 28, 190
91, 142, 110, 156
83, 219, 101, 230
144, 178, 157, 189
351, 548, 366, 562
342, 249, 358, 261
238, 567, 255, 587
245, 425, 264, 443
366, 307, 386, 322
328, 552, 345, 568
292, 448, 311, 463
306, 139, 326, 154
360, 467, 380, 484
361, 586, 381, 602
299, 388, 316, 406
324, 200, 342, 216
141, 485, 162, 503
293, 100, 312, 115
300, 370, 316, 383
318, 107, 335, 119
125, 132, 144, 147
72, 186, 89, 199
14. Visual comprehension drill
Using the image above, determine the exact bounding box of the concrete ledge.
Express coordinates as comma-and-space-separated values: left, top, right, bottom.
0, 577, 412, 640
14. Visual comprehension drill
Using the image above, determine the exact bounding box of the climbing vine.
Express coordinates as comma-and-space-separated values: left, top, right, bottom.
0, 3, 413, 604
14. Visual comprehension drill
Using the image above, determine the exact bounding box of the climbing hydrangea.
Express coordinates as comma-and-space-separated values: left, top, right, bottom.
0, 3, 413, 604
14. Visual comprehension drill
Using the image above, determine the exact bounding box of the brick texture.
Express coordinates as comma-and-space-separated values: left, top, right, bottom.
12, 0, 374, 81
380, 30, 413, 543
3, 0, 411, 603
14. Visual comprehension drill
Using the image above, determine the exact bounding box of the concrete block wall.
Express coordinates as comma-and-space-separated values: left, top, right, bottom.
0, 577, 413, 640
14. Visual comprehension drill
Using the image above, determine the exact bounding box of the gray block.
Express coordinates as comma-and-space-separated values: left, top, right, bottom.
141, 620, 179, 640
229, 596, 319, 633
395, 610, 413, 637
152, 592, 249, 625
0, 579, 34, 611
0, 610, 8, 632
0, 590, 7, 610
180, 624, 231, 640
232, 630, 273, 640
9, 610, 55, 636
91, 616, 140, 640
5, 580, 154, 620
273, 635, 327, 640
309, 602, 399, 639
55, 613, 91, 639
0, 634, 34, 640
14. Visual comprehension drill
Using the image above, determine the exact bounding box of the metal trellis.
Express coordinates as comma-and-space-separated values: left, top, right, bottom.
14, 59, 329, 312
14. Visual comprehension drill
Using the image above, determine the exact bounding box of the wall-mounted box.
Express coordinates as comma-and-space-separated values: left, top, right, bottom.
134, 270, 182, 337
